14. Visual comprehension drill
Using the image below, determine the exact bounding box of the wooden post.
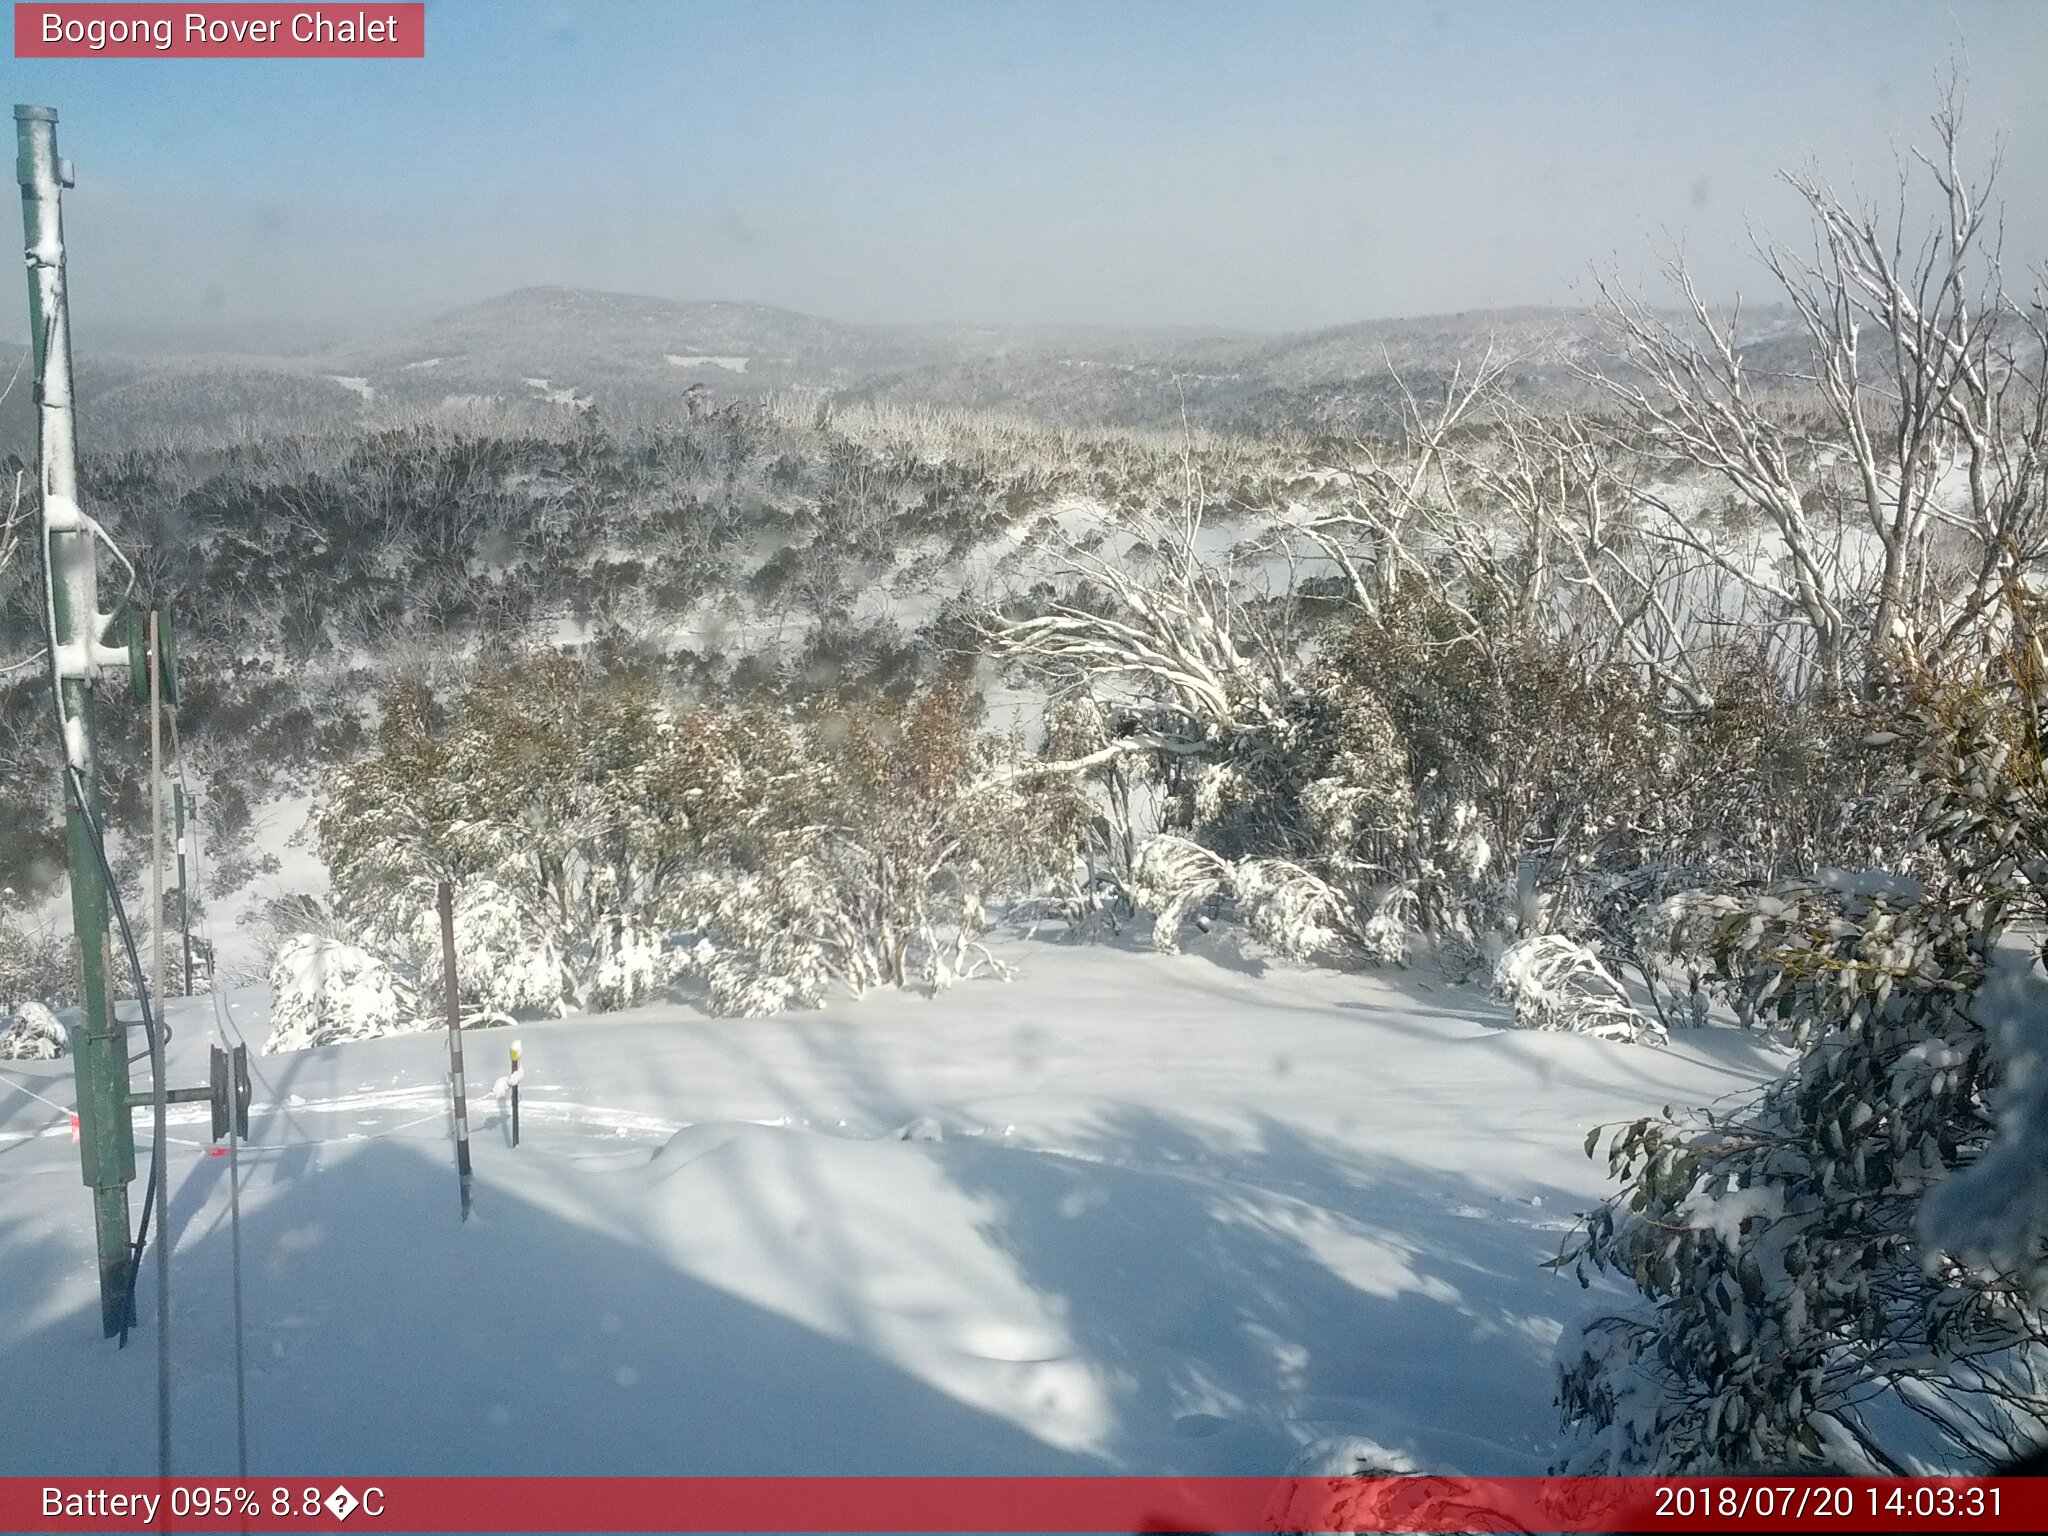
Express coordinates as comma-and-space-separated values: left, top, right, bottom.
508, 1040, 521, 1148
437, 880, 472, 1218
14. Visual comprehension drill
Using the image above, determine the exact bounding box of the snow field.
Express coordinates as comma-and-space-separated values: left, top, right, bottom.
0, 935, 1785, 1477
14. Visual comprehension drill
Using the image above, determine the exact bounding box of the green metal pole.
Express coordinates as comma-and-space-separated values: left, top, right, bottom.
18, 104, 135, 1338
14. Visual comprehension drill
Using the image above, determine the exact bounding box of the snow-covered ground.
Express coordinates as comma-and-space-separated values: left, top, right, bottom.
0, 936, 1786, 1477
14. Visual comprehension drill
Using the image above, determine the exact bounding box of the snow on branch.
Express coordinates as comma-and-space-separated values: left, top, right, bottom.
1492, 933, 1665, 1045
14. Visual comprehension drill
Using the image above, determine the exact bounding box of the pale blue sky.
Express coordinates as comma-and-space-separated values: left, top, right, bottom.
9, 0, 2046, 335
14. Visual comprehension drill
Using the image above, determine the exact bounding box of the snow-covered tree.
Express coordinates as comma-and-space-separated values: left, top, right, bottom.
0, 998, 65, 1060
1127, 835, 1232, 951
1, 906, 73, 1018
317, 656, 749, 1015
986, 481, 1306, 889
1126, 834, 1377, 965
266, 934, 410, 1053
1589, 91, 2048, 697
301, 656, 1077, 1021
989, 422, 1903, 980
688, 676, 1077, 1011
405, 878, 567, 1018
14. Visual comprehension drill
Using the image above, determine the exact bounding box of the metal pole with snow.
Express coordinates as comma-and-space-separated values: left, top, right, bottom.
18, 103, 136, 1338
438, 880, 474, 1218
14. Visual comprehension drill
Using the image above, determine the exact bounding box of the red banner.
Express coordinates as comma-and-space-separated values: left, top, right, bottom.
14, 4, 424, 58
0, 1476, 2038, 1532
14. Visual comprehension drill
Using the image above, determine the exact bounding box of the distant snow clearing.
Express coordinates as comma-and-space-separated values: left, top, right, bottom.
666, 354, 750, 373
523, 377, 594, 410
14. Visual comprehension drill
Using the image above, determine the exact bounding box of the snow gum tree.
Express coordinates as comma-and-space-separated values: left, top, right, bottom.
305, 655, 1077, 1023
690, 675, 1081, 1013
1590, 91, 2048, 698
319, 653, 749, 1016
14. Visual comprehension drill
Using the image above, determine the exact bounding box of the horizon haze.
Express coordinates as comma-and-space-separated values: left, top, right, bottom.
10, 0, 2046, 347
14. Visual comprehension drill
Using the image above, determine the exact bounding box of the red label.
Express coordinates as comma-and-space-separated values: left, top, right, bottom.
0, 1477, 2038, 1532
14, 4, 425, 58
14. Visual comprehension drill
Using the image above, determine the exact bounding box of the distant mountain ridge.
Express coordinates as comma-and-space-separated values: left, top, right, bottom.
1, 285, 1803, 450
311, 286, 1619, 404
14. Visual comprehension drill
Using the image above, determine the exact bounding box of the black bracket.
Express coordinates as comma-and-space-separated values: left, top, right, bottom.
208, 1043, 251, 1142
134, 1044, 252, 1141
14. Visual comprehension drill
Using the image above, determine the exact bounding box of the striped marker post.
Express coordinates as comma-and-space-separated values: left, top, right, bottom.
437, 880, 472, 1219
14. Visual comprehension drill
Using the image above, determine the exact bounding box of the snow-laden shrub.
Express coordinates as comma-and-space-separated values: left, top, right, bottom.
1919, 944, 2048, 1302
266, 935, 410, 1053
0, 1000, 66, 1060
686, 915, 831, 1018
318, 660, 1071, 1022
1430, 926, 1486, 985
1357, 883, 1416, 967
1129, 836, 1231, 952
321, 658, 757, 1016
592, 919, 672, 1012
1553, 878, 2025, 1473
1234, 858, 1352, 961
1129, 836, 1387, 966
1491, 934, 1663, 1044
1, 913, 75, 1014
